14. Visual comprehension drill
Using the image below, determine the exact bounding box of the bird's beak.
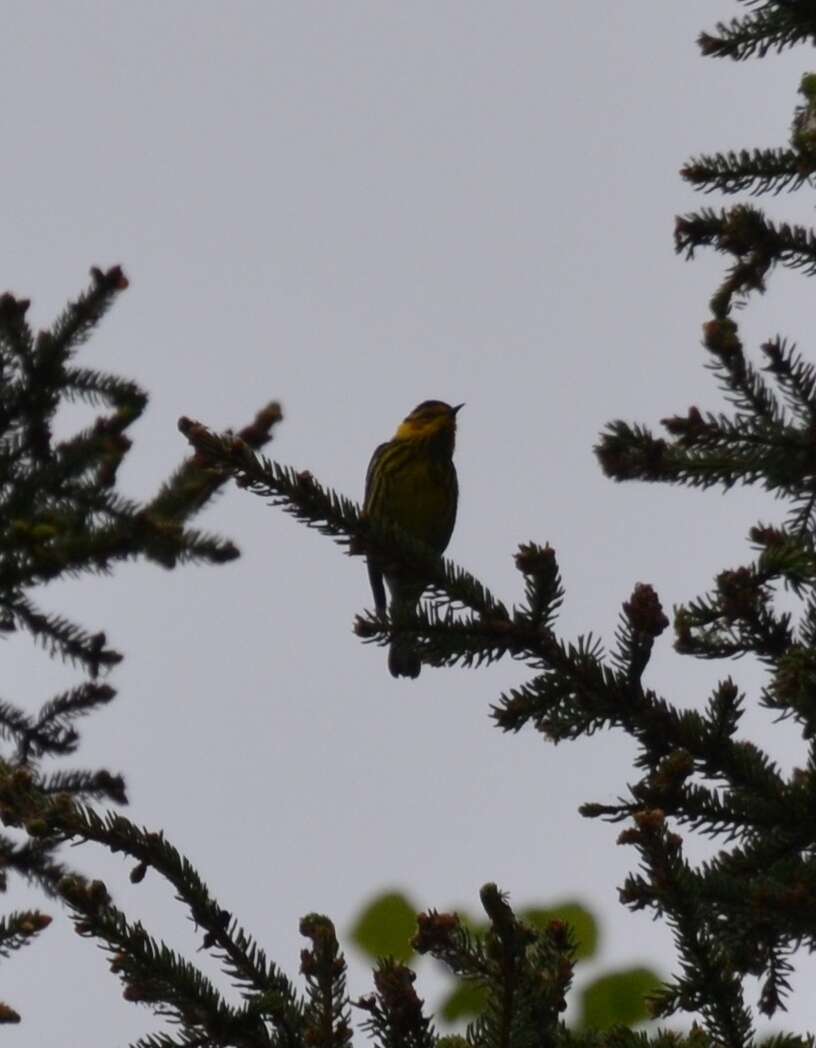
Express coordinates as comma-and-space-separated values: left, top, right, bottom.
452, 403, 465, 416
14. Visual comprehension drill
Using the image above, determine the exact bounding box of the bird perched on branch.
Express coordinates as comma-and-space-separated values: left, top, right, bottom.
363, 400, 462, 678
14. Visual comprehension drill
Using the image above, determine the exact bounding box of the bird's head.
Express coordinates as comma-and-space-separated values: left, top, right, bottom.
394, 401, 464, 446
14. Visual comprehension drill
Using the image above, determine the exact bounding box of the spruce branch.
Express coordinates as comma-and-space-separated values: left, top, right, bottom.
12, 683, 117, 762
699, 3, 816, 60
354, 606, 526, 670
496, 584, 790, 829
0, 765, 304, 1045
2, 593, 120, 676
38, 768, 127, 804
0, 909, 53, 1027
670, 849, 813, 1007
698, 325, 783, 424
513, 543, 565, 631
674, 565, 794, 662
61, 364, 148, 413
0, 832, 79, 898
412, 885, 574, 1048
613, 754, 787, 843
761, 337, 816, 424
300, 915, 353, 1048
0, 909, 52, 958
61, 876, 271, 1048
0, 701, 42, 750
0, 292, 33, 361
355, 960, 436, 1048
682, 148, 807, 196
148, 401, 283, 524
131, 1032, 217, 1048
619, 813, 754, 1045
674, 206, 816, 318
47, 265, 130, 356
12, 267, 129, 463
596, 413, 813, 495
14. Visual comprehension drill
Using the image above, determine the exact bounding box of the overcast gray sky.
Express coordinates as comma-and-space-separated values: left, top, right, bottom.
3, 3, 814, 1044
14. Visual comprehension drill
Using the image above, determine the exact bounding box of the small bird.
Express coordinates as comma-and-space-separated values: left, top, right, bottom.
363, 400, 462, 678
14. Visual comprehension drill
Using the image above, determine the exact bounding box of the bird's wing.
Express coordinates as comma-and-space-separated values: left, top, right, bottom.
363, 441, 390, 507
367, 559, 388, 616
364, 441, 391, 615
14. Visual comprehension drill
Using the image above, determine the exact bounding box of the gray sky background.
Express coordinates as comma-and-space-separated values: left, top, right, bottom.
3, 3, 814, 1044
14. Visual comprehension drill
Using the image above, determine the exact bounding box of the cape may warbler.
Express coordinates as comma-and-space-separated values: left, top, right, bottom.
364, 400, 462, 678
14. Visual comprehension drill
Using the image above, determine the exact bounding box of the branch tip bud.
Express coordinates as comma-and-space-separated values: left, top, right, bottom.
623, 584, 669, 638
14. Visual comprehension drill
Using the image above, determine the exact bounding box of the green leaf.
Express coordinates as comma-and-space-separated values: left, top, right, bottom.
578, 966, 663, 1029
349, 891, 418, 962
521, 902, 599, 961
440, 981, 488, 1022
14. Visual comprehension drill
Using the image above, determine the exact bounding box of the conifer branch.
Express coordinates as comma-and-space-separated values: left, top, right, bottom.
0, 701, 41, 750
354, 606, 526, 669
3, 593, 121, 674
695, 322, 783, 425
300, 915, 353, 1048
619, 813, 755, 1044
0, 292, 34, 360
495, 585, 790, 825
38, 769, 127, 804
0, 684, 119, 763
62, 364, 148, 412
675, 566, 794, 663
513, 542, 565, 631
149, 402, 283, 524
676, 206, 816, 284
47, 265, 130, 354
355, 960, 436, 1048
760, 337, 816, 423
0, 833, 78, 898
682, 148, 806, 196
0, 766, 305, 1045
699, 3, 816, 60
0, 910, 50, 1025
0, 909, 52, 1024
596, 414, 814, 494
61, 876, 271, 1048
682, 850, 815, 990
132, 1033, 216, 1048
412, 884, 574, 1048
0, 909, 52, 958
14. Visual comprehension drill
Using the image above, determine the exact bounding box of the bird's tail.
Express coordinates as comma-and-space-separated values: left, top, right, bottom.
387, 581, 424, 679
388, 636, 421, 679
